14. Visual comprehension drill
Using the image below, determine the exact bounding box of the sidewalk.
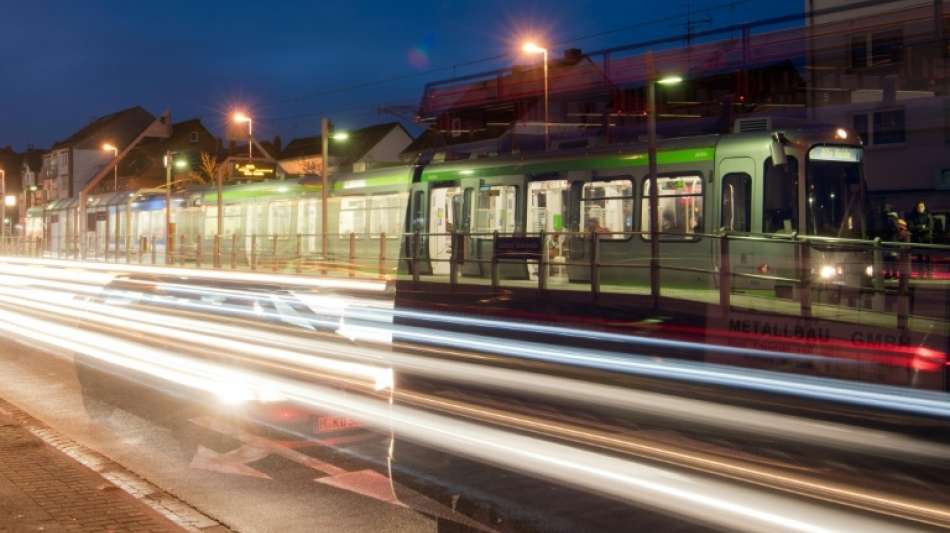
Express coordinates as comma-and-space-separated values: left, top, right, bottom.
0, 404, 218, 533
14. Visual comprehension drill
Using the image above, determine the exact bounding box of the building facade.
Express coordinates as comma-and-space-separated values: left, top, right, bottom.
808, 0, 950, 212
279, 122, 413, 176
39, 106, 156, 201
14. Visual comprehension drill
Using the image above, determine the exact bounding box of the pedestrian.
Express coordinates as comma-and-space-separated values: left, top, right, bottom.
881, 206, 900, 278
907, 200, 934, 278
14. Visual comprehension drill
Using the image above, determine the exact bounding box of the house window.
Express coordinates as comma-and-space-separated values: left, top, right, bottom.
190, 131, 199, 143
852, 109, 905, 146
850, 29, 903, 69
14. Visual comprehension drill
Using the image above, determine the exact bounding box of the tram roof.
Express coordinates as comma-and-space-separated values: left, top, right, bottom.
418, 134, 722, 183
197, 178, 320, 204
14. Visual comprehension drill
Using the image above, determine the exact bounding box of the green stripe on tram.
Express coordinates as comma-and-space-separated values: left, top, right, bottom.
200, 181, 321, 203
421, 147, 715, 182
332, 173, 410, 191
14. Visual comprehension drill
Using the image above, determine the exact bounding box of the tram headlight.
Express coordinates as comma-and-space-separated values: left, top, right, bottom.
819, 264, 837, 280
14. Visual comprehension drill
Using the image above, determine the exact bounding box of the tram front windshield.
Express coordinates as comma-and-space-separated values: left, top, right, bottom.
806, 148, 865, 238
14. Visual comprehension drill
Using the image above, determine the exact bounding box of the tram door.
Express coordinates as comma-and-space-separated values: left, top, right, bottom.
428, 186, 462, 275
717, 157, 764, 289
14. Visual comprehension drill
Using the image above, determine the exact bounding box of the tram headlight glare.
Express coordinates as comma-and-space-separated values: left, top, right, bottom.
819, 265, 837, 280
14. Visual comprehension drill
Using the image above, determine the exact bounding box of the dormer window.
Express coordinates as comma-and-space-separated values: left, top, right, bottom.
190, 131, 199, 143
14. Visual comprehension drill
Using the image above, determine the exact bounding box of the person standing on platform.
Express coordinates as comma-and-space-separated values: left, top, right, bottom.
908, 201, 934, 278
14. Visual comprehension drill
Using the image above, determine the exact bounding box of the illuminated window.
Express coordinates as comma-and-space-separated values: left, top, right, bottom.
338, 197, 368, 235
528, 180, 569, 233
641, 175, 703, 239
368, 193, 406, 236
582, 180, 633, 239
472, 185, 516, 234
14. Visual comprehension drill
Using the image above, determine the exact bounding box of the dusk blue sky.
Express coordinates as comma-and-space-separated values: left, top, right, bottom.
0, 0, 800, 150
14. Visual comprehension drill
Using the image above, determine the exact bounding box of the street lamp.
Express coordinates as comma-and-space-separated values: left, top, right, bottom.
233, 111, 253, 161
164, 151, 188, 264
646, 72, 682, 308
0, 168, 5, 241
522, 41, 550, 151
102, 143, 119, 192
320, 119, 349, 259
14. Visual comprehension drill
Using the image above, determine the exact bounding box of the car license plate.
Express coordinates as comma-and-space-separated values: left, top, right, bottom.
315, 415, 361, 433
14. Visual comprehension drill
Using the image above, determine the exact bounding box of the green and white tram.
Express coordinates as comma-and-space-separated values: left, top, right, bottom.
402, 124, 866, 292
28, 123, 867, 294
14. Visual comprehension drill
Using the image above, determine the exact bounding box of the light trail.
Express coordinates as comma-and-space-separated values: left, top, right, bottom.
0, 267, 946, 461
1, 266, 949, 528
0, 256, 388, 292
0, 287, 393, 392
0, 302, 927, 532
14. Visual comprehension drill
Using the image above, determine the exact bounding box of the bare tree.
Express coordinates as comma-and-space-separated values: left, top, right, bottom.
200, 152, 222, 184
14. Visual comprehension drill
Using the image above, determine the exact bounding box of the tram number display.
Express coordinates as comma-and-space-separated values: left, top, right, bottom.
495, 236, 543, 260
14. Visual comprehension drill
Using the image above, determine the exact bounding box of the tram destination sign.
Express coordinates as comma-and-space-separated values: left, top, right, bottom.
231, 162, 277, 179
494, 236, 543, 260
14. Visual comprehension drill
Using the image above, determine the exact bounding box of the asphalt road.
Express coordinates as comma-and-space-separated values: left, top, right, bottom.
0, 336, 436, 533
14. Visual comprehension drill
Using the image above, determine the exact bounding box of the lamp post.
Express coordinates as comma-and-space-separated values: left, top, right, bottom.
320, 118, 349, 259
5, 194, 16, 237
233, 112, 253, 161
0, 168, 5, 241
522, 42, 550, 151
647, 74, 683, 308
164, 151, 188, 264
102, 143, 119, 191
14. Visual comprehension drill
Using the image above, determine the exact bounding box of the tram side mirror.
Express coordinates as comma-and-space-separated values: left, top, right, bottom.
770, 134, 787, 167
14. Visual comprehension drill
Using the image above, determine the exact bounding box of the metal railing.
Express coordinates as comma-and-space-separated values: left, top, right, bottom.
1, 230, 948, 328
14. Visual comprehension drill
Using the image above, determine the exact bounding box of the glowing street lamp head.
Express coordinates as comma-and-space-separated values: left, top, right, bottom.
174, 159, 188, 170
4, 195, 16, 207
657, 75, 684, 86
522, 42, 547, 55
331, 131, 349, 142
233, 111, 251, 124
101, 143, 117, 153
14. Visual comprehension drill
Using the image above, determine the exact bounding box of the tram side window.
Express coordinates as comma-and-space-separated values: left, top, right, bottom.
410, 191, 425, 232
339, 194, 405, 237
269, 202, 293, 236
721, 173, 751, 232
472, 185, 517, 234
368, 193, 406, 236
339, 197, 368, 236
582, 180, 633, 239
528, 180, 570, 233
641, 175, 703, 239
223, 205, 243, 236
763, 157, 799, 234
